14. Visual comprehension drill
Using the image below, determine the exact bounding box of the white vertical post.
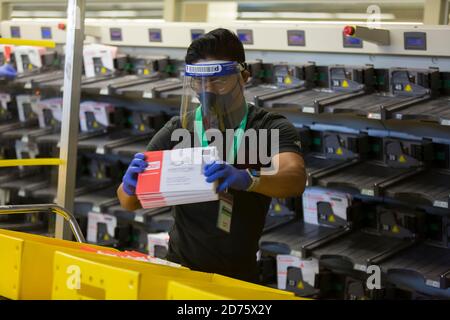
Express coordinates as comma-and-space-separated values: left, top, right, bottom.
55, 0, 85, 240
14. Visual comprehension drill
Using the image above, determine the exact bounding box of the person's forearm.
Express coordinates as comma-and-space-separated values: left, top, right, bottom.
117, 183, 142, 211
251, 161, 306, 198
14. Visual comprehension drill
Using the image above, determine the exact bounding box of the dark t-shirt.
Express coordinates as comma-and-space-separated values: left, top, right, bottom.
145, 104, 302, 282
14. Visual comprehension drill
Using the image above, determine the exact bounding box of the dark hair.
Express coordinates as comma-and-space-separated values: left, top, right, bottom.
185, 28, 245, 64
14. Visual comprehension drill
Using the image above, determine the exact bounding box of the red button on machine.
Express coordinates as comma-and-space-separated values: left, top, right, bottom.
343, 25, 355, 36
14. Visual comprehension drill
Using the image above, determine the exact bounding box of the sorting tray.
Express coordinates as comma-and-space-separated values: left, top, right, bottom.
0, 167, 21, 184
35, 130, 106, 145
77, 130, 148, 154
0, 174, 49, 198
117, 78, 182, 99
30, 177, 113, 203
323, 93, 423, 119
2, 127, 53, 140
0, 121, 26, 134
107, 204, 174, 233
158, 86, 184, 99
309, 230, 414, 270
39, 74, 117, 90
262, 88, 359, 113
244, 84, 304, 107
110, 141, 148, 158
304, 154, 345, 174
380, 242, 450, 290
244, 85, 281, 105
310, 160, 415, 197
393, 96, 450, 126
383, 169, 450, 210
14, 70, 64, 88
74, 185, 120, 216
81, 75, 154, 94
259, 219, 348, 257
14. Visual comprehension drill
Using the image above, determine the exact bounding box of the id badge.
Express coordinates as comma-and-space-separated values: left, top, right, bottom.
217, 192, 233, 233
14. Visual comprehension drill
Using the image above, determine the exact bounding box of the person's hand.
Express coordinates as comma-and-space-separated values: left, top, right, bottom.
204, 161, 251, 193
122, 153, 148, 196
0, 64, 17, 79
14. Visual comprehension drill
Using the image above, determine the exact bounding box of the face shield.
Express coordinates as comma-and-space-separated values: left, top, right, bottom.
180, 61, 247, 132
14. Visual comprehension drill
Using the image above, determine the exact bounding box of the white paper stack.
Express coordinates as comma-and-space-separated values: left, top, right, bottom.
136, 146, 219, 209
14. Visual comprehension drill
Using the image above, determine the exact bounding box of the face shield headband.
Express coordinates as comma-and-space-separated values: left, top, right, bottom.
181, 61, 247, 132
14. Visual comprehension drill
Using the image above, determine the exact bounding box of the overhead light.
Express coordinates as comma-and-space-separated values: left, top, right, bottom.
239, 12, 396, 20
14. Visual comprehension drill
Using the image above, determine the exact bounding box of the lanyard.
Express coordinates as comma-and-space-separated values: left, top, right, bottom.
194, 106, 248, 163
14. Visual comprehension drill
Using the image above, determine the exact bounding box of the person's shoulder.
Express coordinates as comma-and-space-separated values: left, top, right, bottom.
247, 103, 291, 129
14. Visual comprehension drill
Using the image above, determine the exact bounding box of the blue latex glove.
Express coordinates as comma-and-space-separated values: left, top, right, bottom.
204, 161, 251, 193
122, 153, 148, 196
0, 64, 17, 79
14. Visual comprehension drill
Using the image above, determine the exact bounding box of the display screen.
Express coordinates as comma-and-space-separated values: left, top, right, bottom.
237, 29, 254, 45
191, 29, 205, 41
149, 29, 162, 42
343, 34, 363, 48
10, 26, 21, 38
287, 30, 306, 46
404, 32, 427, 50
41, 27, 52, 39
406, 37, 424, 46
109, 28, 123, 41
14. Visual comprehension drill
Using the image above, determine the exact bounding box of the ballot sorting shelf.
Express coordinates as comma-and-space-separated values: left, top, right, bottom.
81, 74, 159, 95
74, 185, 120, 217
29, 177, 113, 203
0, 121, 27, 134
117, 78, 183, 99
77, 130, 149, 155
259, 219, 350, 257
307, 230, 415, 271
38, 74, 121, 91
382, 169, 450, 210
0, 174, 49, 198
0, 167, 22, 184
35, 130, 106, 146
309, 160, 420, 197
1, 125, 54, 141
393, 96, 450, 126
14, 70, 64, 89
380, 242, 450, 290
110, 141, 148, 158
262, 88, 365, 114
321, 93, 430, 120
304, 154, 347, 176
244, 84, 306, 107
107, 204, 174, 233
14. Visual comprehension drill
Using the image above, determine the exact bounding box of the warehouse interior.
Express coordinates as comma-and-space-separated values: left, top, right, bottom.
0, 0, 450, 300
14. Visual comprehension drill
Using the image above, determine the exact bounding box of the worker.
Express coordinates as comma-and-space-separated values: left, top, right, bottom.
117, 28, 306, 283
0, 63, 16, 79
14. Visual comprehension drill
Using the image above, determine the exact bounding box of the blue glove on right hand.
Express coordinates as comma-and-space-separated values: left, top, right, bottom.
0, 64, 17, 79
122, 153, 148, 196
204, 160, 252, 193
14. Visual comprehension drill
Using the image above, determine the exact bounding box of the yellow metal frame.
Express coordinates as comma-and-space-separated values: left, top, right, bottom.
0, 38, 56, 48
0, 158, 64, 167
